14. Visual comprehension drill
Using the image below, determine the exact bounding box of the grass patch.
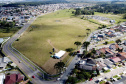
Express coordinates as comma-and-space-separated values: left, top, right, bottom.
13, 9, 99, 74
113, 75, 118, 78
99, 81, 105, 84
104, 69, 110, 73
113, 67, 117, 69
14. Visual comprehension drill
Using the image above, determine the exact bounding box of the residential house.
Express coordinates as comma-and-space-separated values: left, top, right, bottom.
109, 44, 121, 51
117, 52, 126, 61
0, 73, 5, 84
103, 59, 113, 68
4, 73, 24, 84
79, 65, 93, 71
86, 59, 97, 66
110, 57, 121, 63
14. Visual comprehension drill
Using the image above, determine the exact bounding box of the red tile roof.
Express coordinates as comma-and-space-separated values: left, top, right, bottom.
110, 57, 121, 63
5, 73, 23, 84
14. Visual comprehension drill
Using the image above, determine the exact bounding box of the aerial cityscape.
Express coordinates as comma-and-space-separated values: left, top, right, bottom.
0, 0, 126, 84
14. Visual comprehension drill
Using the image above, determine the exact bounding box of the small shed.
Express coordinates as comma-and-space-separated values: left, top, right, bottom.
53, 50, 66, 59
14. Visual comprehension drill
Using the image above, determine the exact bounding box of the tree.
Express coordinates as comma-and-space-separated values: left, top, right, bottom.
91, 48, 96, 54
66, 76, 77, 84
74, 41, 81, 49
123, 13, 126, 19
86, 28, 91, 32
115, 39, 121, 44
86, 32, 89, 36
96, 69, 100, 75
54, 61, 65, 73
82, 50, 88, 58
65, 48, 74, 52
104, 41, 108, 45
83, 41, 90, 51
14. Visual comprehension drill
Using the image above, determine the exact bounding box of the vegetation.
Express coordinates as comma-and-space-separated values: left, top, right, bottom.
83, 41, 90, 51
66, 69, 92, 84
115, 39, 121, 44
13, 9, 99, 74
123, 13, 126, 19
74, 41, 81, 49
91, 4, 126, 14
104, 41, 108, 45
99, 81, 106, 84
2, 1, 67, 7
0, 21, 20, 37
54, 61, 65, 73
74, 8, 94, 15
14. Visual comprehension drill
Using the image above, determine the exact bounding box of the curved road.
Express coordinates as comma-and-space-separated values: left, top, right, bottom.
2, 15, 59, 84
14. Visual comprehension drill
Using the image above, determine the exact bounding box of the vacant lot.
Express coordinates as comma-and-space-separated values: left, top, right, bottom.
95, 12, 125, 23
13, 9, 99, 74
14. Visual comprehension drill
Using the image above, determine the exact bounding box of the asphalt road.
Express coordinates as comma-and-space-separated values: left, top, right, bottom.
2, 15, 58, 84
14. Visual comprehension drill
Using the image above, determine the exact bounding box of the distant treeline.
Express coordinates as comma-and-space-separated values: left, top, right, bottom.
2, 1, 68, 7
73, 8, 94, 15
90, 4, 126, 14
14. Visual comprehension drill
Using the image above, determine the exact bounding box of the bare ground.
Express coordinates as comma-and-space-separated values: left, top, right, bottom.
42, 39, 68, 75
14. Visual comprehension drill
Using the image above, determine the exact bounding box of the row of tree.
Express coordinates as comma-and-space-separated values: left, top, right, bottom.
2, 0, 68, 7
90, 4, 126, 14
74, 8, 94, 15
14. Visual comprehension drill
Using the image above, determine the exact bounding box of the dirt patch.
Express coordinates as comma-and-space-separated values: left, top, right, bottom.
47, 39, 59, 52
42, 40, 68, 74
98, 20, 110, 25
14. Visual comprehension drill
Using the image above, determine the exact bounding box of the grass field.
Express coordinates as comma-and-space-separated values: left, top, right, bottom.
13, 9, 99, 74
0, 28, 20, 38
95, 12, 126, 23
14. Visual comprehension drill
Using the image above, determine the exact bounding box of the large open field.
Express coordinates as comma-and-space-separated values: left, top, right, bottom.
13, 9, 99, 74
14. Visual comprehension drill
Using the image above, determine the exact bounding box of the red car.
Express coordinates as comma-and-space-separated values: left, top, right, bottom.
32, 76, 35, 78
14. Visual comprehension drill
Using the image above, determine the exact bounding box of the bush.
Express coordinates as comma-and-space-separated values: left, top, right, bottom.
117, 77, 121, 80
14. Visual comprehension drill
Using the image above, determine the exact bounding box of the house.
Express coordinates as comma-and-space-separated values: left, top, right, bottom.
4, 73, 24, 84
103, 59, 113, 68
0, 57, 11, 70
124, 40, 126, 45
117, 52, 126, 61
109, 44, 121, 50
86, 59, 96, 66
0, 73, 5, 84
110, 57, 121, 63
95, 58, 107, 72
79, 64, 93, 71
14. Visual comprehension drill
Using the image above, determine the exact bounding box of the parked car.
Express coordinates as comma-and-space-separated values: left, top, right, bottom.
32, 76, 35, 78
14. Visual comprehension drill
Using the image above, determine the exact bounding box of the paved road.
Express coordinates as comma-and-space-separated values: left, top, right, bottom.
2, 15, 58, 84
78, 66, 126, 84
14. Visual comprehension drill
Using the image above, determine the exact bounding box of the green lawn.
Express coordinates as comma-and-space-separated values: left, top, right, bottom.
13, 9, 99, 73
95, 12, 126, 23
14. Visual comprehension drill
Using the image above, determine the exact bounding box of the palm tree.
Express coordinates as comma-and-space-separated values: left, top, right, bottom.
86, 32, 89, 36
54, 61, 65, 73
83, 41, 90, 51
74, 41, 81, 49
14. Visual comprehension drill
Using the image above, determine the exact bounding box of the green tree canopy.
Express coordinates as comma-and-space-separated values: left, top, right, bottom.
115, 39, 121, 44
54, 61, 65, 73
74, 41, 81, 49
83, 41, 90, 51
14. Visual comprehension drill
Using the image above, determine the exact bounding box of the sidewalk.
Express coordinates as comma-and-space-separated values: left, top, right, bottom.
78, 66, 126, 84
